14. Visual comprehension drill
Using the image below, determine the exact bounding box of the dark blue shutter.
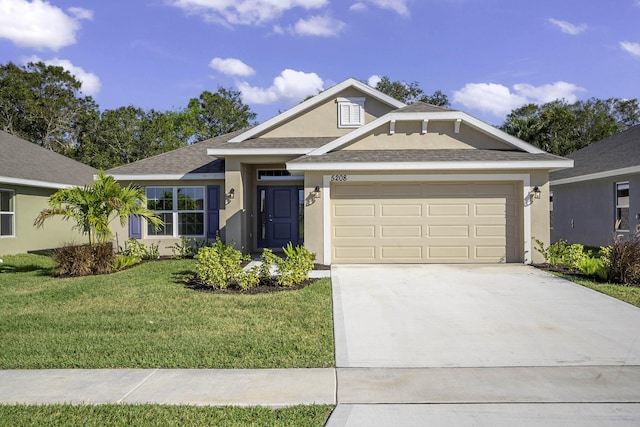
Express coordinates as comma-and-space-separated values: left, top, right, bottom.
207, 185, 220, 238
129, 215, 142, 238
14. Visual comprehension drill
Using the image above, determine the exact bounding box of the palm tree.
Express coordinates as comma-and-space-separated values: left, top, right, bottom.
34, 171, 163, 244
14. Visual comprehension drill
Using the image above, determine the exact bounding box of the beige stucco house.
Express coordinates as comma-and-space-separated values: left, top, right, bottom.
0, 131, 97, 256
107, 79, 572, 264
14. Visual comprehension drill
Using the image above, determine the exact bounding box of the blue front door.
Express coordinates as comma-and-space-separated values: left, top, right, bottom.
258, 186, 303, 249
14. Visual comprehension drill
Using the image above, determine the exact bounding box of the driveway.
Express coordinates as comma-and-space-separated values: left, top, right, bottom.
331, 264, 640, 368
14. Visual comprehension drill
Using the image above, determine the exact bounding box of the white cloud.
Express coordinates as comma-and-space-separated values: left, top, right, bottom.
209, 57, 255, 76
23, 56, 101, 96
293, 15, 345, 37
353, 0, 409, 15
367, 74, 382, 87
0, 0, 92, 51
547, 18, 587, 35
238, 69, 324, 104
620, 41, 640, 58
453, 81, 585, 117
168, 0, 328, 25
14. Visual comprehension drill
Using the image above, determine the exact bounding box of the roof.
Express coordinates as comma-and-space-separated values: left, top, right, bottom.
287, 149, 571, 171
395, 102, 457, 113
550, 125, 640, 183
0, 130, 96, 188
106, 130, 246, 178
208, 137, 334, 150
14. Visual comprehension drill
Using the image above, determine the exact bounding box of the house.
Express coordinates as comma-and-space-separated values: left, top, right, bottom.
107, 78, 571, 264
0, 131, 97, 256
550, 125, 640, 247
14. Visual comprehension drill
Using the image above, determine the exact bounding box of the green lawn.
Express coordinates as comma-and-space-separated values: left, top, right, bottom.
0, 254, 334, 369
555, 272, 640, 308
0, 404, 334, 427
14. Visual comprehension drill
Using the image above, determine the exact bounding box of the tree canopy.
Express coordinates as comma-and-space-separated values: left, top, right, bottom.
374, 76, 450, 107
500, 98, 640, 156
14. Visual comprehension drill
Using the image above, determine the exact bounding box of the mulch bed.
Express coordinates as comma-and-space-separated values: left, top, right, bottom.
184, 276, 320, 294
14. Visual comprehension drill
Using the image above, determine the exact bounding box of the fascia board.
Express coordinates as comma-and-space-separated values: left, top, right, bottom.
286, 159, 574, 172
550, 165, 640, 186
228, 78, 406, 143
309, 111, 550, 156
206, 148, 315, 156
105, 173, 225, 181
0, 176, 75, 189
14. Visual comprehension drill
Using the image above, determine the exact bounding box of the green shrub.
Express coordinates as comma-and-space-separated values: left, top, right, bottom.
124, 239, 160, 260
236, 266, 261, 290
605, 234, 640, 285
535, 239, 585, 268
258, 248, 280, 282
194, 238, 250, 289
576, 256, 608, 281
276, 243, 315, 287
112, 254, 141, 271
166, 237, 200, 259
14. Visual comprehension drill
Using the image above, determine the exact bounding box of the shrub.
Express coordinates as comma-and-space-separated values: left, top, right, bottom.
576, 255, 608, 281
258, 248, 280, 283
276, 243, 315, 287
113, 254, 141, 271
194, 238, 250, 289
605, 234, 640, 285
535, 239, 585, 268
93, 242, 115, 274
236, 266, 261, 290
53, 242, 114, 276
124, 239, 160, 260
166, 237, 199, 259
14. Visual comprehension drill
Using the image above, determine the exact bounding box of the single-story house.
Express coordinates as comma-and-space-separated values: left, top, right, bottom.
0, 130, 98, 256
550, 125, 640, 247
107, 78, 572, 264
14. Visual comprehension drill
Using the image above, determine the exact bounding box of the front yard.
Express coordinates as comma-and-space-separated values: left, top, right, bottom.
553, 272, 640, 308
0, 254, 334, 369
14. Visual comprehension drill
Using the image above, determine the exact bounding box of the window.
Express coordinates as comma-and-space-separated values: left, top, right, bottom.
257, 170, 297, 181
0, 189, 14, 237
146, 187, 204, 237
337, 97, 365, 128
615, 182, 629, 231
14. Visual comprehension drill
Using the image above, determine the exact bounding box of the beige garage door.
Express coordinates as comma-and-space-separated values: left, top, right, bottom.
331, 182, 521, 264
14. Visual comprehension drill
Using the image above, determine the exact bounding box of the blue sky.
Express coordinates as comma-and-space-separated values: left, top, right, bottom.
1, 0, 639, 126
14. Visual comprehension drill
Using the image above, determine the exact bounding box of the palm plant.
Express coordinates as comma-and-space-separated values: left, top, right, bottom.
34, 171, 163, 244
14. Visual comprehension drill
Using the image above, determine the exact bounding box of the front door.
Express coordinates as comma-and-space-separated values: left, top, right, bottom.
258, 186, 303, 249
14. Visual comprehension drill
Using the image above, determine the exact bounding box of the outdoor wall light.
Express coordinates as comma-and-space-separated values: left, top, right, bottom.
532, 186, 541, 199
228, 188, 235, 199
313, 186, 321, 198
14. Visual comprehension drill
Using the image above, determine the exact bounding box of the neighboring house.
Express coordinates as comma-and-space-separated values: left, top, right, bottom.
550, 125, 640, 247
0, 131, 98, 256
107, 78, 571, 264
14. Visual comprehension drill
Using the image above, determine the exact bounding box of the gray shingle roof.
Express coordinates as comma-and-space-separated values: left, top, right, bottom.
0, 130, 96, 186
395, 102, 457, 113
550, 125, 640, 181
288, 149, 567, 164
106, 130, 246, 176
209, 137, 335, 150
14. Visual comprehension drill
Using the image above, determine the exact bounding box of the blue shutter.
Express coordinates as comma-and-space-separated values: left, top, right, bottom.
129, 214, 142, 238
207, 185, 220, 238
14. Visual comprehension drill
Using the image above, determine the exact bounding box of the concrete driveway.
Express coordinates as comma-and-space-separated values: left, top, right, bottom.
328, 264, 640, 426
331, 264, 640, 368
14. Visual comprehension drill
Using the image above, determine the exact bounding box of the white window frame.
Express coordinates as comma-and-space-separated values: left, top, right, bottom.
145, 186, 205, 238
615, 181, 630, 232
337, 97, 365, 128
0, 189, 15, 238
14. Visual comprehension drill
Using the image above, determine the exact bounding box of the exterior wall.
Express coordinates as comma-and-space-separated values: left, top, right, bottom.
303, 172, 325, 263
530, 170, 550, 264
0, 185, 88, 256
551, 174, 640, 247
261, 88, 395, 138
345, 122, 512, 151
115, 179, 225, 256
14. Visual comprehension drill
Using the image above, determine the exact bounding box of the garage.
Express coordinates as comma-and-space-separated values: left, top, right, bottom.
331, 181, 522, 264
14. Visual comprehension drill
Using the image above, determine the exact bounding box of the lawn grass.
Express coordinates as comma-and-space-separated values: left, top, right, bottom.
0, 254, 334, 369
554, 272, 640, 308
0, 404, 334, 427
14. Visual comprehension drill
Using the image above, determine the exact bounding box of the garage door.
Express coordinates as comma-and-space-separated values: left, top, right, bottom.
331, 182, 521, 264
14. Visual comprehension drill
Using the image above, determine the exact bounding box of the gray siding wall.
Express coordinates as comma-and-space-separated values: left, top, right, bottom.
551, 174, 640, 247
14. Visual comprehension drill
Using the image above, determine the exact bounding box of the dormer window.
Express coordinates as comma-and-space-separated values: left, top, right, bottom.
337, 97, 365, 128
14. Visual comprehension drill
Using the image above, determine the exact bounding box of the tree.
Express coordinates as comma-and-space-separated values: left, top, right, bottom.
374, 76, 450, 107
0, 61, 98, 154
501, 98, 640, 156
182, 87, 257, 142
75, 106, 187, 169
34, 171, 163, 244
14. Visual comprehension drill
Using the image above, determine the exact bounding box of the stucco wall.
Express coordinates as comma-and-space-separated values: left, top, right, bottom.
551, 174, 640, 247
0, 185, 88, 256
261, 88, 395, 138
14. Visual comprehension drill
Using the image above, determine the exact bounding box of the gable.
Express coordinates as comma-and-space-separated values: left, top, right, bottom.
342, 121, 514, 151
260, 87, 397, 139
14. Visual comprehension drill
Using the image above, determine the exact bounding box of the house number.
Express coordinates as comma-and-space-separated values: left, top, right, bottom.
331, 174, 347, 182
